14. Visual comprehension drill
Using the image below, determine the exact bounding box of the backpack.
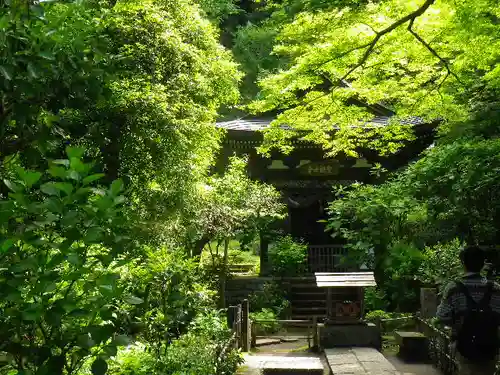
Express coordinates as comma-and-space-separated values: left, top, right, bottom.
455, 281, 499, 362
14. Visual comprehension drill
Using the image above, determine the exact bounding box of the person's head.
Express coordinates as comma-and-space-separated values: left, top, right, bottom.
459, 246, 485, 273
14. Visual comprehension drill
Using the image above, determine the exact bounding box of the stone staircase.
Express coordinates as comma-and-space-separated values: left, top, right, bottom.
288, 277, 327, 321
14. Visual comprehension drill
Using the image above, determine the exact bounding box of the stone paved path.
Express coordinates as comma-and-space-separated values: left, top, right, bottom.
326, 347, 398, 374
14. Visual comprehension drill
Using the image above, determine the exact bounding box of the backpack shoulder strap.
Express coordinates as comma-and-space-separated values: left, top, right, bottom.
479, 281, 494, 308
455, 281, 478, 309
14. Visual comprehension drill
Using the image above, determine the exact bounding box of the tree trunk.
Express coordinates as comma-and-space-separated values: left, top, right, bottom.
191, 236, 209, 258
219, 238, 230, 309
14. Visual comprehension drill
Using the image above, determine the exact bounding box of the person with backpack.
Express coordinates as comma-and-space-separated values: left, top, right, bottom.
436, 245, 500, 375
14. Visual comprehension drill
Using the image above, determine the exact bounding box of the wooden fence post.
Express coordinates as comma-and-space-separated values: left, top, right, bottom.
242, 299, 250, 352
312, 316, 318, 351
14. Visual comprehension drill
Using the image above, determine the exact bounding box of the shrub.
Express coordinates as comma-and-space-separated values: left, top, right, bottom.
250, 308, 281, 335
107, 313, 242, 375
418, 239, 464, 292
108, 343, 157, 375
268, 236, 307, 277
162, 313, 243, 375
249, 281, 290, 318
122, 247, 216, 353
0, 149, 138, 375
364, 287, 389, 312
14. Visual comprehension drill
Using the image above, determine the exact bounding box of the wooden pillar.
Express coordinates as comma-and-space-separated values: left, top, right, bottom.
242, 299, 251, 352
326, 288, 333, 322
312, 316, 318, 351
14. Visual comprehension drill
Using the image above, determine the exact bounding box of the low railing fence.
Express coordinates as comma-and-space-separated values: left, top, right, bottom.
377, 315, 459, 375
415, 317, 458, 375
250, 318, 319, 350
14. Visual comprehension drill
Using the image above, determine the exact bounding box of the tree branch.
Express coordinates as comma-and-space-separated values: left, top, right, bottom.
407, 19, 464, 85
340, 0, 436, 82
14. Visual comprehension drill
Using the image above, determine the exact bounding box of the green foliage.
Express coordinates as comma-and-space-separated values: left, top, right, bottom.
250, 308, 281, 334
364, 287, 389, 312
232, 24, 282, 100
268, 236, 308, 277
121, 247, 216, 354
244, 0, 500, 156
197, 0, 241, 22
418, 239, 464, 291
0, 148, 136, 374
108, 343, 156, 375
162, 313, 243, 375
193, 156, 286, 246
249, 281, 290, 318
1, 0, 242, 242
365, 310, 413, 332
0, 1, 108, 167
108, 314, 242, 375
365, 310, 391, 321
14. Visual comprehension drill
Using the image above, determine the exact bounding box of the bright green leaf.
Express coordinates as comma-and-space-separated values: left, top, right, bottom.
83, 173, 105, 186
53, 182, 73, 196
38, 51, 55, 61
1, 239, 14, 252
110, 179, 124, 196
65, 146, 85, 159
124, 295, 144, 305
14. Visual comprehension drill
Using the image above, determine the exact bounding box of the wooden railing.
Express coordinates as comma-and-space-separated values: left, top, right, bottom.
250, 318, 319, 350
227, 299, 251, 351
307, 245, 349, 273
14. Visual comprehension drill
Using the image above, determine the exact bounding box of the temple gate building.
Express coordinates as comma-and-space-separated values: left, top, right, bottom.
215, 111, 436, 275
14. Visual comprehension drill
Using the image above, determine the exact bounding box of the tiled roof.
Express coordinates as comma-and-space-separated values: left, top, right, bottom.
216, 116, 426, 132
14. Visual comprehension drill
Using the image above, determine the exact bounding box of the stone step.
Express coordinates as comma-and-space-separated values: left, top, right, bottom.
244, 355, 324, 375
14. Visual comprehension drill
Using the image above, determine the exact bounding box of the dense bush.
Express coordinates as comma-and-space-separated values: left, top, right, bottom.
418, 239, 464, 292
364, 287, 389, 313
121, 247, 216, 354
0, 149, 137, 374
107, 313, 242, 375
250, 308, 281, 335
249, 281, 290, 318
268, 236, 307, 277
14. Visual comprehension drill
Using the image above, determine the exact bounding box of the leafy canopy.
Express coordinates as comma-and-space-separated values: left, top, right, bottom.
246, 0, 500, 156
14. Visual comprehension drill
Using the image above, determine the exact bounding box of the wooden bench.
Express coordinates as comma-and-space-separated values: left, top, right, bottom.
394, 331, 428, 362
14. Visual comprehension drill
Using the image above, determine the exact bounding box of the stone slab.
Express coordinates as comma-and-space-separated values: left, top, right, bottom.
320, 323, 381, 349
326, 347, 398, 375
244, 355, 323, 371
255, 338, 282, 347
